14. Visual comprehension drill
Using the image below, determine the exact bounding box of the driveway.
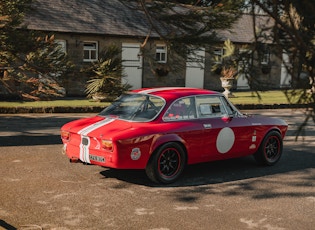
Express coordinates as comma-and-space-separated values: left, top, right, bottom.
0, 109, 314, 230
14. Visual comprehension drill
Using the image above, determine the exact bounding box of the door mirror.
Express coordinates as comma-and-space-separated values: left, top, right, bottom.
221, 115, 232, 123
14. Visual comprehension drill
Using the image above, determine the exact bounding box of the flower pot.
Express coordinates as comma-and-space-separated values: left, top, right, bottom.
220, 77, 235, 98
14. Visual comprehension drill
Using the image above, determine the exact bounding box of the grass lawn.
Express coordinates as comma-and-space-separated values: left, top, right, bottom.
230, 90, 291, 104
0, 90, 296, 107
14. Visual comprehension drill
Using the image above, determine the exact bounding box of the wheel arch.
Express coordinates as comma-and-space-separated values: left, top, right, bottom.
148, 134, 188, 164
145, 137, 188, 184
258, 127, 282, 146
254, 128, 283, 166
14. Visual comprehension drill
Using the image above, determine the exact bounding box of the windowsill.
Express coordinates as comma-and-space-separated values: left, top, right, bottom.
83, 59, 98, 62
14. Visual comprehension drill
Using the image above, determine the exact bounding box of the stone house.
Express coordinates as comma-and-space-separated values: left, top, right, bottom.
22, 0, 290, 96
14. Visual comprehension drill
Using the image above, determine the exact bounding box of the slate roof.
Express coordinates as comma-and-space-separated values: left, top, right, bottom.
23, 0, 273, 43
23, 0, 155, 37
217, 14, 274, 43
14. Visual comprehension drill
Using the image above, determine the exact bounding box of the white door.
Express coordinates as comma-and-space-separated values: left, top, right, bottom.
280, 50, 292, 88
237, 72, 250, 90
185, 49, 205, 88
122, 43, 143, 89
237, 50, 250, 90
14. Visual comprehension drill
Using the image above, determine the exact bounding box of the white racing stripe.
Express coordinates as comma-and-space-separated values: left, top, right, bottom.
78, 117, 114, 163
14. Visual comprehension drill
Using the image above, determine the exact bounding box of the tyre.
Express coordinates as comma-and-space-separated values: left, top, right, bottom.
254, 131, 283, 166
146, 142, 186, 184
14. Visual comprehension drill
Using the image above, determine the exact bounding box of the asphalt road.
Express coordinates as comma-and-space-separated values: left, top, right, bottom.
0, 109, 314, 230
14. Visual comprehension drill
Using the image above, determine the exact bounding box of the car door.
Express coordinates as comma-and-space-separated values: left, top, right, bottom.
195, 95, 254, 161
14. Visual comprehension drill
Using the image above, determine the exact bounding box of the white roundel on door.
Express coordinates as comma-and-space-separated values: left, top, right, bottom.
216, 127, 235, 154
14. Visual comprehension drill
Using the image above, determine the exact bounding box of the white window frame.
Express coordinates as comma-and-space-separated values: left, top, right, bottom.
83, 41, 98, 62
261, 49, 270, 65
55, 39, 67, 53
238, 49, 252, 72
156, 44, 167, 63
213, 47, 224, 64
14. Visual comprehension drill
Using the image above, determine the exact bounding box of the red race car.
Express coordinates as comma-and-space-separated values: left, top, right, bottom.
61, 87, 288, 184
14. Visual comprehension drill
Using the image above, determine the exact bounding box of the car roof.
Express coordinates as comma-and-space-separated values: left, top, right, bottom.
131, 87, 220, 101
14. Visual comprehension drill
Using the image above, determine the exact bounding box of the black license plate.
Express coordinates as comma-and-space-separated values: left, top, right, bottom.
89, 155, 105, 163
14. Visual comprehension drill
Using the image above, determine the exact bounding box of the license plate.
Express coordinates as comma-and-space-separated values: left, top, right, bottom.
89, 154, 105, 163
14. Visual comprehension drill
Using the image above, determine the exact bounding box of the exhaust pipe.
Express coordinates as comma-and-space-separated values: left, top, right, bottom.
69, 157, 81, 163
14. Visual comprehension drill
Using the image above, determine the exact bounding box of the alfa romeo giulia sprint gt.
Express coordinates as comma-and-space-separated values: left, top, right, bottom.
61, 87, 288, 184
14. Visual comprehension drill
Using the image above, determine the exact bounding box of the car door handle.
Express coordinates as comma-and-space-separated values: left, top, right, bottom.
203, 124, 212, 129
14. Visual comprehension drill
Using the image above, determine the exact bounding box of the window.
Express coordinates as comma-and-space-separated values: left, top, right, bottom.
196, 96, 225, 118
83, 41, 98, 62
155, 44, 167, 63
55, 40, 67, 53
99, 94, 165, 122
261, 49, 270, 65
238, 49, 252, 72
213, 47, 224, 64
163, 97, 196, 121
259, 44, 270, 65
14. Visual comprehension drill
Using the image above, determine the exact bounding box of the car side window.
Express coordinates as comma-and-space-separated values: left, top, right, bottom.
163, 97, 196, 120
220, 96, 235, 115
196, 95, 226, 118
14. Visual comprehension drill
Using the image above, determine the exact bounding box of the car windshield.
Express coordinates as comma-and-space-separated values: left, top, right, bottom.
99, 93, 165, 121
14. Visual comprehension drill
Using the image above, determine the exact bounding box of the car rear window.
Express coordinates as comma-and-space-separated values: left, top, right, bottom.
99, 93, 165, 121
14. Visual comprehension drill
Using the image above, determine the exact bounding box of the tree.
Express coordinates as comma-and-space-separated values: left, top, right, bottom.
121, 0, 245, 72
246, 0, 315, 137
84, 45, 131, 101
0, 0, 73, 100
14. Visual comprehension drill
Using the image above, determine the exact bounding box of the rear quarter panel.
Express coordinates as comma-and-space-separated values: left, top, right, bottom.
114, 121, 205, 168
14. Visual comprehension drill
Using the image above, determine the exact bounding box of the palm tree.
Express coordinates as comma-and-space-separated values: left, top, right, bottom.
84, 45, 131, 101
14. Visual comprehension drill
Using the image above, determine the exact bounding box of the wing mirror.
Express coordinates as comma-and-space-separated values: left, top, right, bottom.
221, 114, 233, 123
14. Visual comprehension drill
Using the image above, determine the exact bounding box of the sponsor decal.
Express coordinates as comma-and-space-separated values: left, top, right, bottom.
216, 127, 235, 154
249, 144, 256, 149
78, 118, 114, 163
252, 130, 257, 142
131, 148, 141, 160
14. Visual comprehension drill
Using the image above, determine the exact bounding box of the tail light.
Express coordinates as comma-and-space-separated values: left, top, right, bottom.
101, 139, 113, 151
61, 130, 70, 142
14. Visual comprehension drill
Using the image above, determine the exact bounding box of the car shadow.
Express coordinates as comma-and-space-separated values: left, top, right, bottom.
99, 145, 315, 187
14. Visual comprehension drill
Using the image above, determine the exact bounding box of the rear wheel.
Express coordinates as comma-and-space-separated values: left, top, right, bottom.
254, 131, 283, 166
146, 142, 186, 184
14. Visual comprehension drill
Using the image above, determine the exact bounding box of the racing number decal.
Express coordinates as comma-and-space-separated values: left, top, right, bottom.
77, 118, 114, 163
216, 127, 235, 154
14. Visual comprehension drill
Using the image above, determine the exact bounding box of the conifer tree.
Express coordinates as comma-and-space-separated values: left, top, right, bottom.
0, 0, 73, 100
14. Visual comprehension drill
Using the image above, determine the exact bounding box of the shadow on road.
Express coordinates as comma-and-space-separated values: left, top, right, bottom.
100, 144, 315, 188
0, 134, 61, 146
0, 219, 16, 230
0, 115, 78, 146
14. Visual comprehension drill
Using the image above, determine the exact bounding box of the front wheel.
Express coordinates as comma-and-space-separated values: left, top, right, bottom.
145, 142, 186, 184
254, 131, 283, 166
